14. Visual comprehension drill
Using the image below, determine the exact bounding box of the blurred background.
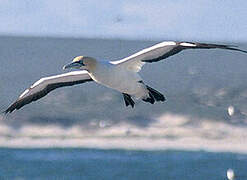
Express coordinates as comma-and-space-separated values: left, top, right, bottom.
0, 1, 247, 179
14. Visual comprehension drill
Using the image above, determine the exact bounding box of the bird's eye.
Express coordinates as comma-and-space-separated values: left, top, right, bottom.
79, 60, 84, 65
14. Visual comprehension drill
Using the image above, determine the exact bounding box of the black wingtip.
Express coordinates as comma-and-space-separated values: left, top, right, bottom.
225, 46, 247, 54
188, 42, 247, 54
214, 43, 247, 54
2, 101, 19, 114
1, 107, 9, 114
0, 109, 9, 121
2, 108, 12, 114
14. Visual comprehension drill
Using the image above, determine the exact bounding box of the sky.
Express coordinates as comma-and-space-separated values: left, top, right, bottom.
0, 0, 247, 42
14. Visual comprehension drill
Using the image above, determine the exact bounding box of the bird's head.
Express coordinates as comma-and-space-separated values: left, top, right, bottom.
63, 56, 97, 70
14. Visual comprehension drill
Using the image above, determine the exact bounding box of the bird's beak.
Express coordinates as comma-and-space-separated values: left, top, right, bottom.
63, 62, 82, 70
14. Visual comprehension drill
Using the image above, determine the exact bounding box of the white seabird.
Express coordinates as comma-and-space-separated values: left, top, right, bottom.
4, 41, 247, 113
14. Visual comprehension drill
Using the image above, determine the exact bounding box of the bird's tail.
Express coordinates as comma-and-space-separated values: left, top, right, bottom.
142, 85, 166, 104
123, 93, 135, 108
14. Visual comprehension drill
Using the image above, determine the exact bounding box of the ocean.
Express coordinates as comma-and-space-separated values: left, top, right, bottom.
1, 148, 247, 180
0, 36, 247, 179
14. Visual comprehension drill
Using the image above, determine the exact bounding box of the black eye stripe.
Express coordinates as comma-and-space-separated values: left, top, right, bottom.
79, 60, 84, 65
75, 60, 82, 64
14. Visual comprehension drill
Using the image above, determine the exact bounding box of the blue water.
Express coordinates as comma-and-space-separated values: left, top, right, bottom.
0, 148, 246, 180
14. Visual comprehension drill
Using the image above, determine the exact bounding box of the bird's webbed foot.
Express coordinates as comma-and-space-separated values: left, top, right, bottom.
122, 93, 135, 108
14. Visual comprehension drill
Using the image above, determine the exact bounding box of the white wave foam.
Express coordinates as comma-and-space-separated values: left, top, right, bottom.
0, 113, 247, 154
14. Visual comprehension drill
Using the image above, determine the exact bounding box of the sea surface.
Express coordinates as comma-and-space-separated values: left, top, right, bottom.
0, 36, 247, 179
1, 148, 247, 180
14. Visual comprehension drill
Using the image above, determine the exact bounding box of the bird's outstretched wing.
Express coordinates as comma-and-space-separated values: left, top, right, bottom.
4, 71, 93, 113
111, 41, 247, 72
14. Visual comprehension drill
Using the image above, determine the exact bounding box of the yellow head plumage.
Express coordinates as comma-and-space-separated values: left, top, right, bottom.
72, 56, 84, 63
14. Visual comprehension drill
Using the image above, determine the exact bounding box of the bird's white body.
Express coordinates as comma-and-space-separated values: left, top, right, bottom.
88, 62, 148, 99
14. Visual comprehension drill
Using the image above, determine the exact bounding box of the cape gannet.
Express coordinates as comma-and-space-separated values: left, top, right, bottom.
4, 41, 247, 113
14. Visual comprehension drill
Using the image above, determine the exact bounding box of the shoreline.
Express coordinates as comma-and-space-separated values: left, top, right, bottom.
0, 136, 246, 154
1, 113, 247, 154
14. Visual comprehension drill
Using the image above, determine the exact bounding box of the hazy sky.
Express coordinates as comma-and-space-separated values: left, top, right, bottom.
0, 0, 247, 41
